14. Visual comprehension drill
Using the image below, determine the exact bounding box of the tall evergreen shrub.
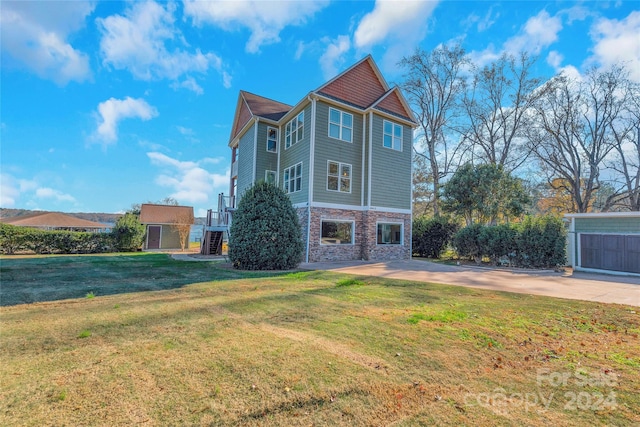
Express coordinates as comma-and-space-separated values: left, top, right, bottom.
229, 182, 304, 270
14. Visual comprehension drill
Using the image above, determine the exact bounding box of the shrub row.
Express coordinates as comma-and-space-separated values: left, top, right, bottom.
412, 216, 459, 258
0, 223, 113, 254
452, 215, 566, 268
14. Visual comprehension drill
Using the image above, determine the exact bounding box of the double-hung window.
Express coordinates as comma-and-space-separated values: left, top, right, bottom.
321, 220, 354, 245
327, 161, 351, 193
266, 127, 278, 153
285, 111, 304, 149
328, 108, 353, 142
383, 120, 402, 151
283, 162, 302, 193
377, 223, 402, 244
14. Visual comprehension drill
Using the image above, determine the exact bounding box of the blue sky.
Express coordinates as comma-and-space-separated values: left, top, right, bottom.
1, 1, 638, 217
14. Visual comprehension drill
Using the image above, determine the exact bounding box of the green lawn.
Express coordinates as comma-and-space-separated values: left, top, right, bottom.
0, 253, 278, 306
1, 253, 638, 426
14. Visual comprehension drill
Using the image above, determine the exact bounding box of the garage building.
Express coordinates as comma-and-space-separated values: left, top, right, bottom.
565, 212, 640, 276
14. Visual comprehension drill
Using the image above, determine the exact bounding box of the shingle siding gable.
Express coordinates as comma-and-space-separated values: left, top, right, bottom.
375, 90, 412, 121
318, 60, 387, 108
233, 100, 252, 141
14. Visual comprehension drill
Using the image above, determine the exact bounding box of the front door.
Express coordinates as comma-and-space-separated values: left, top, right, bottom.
147, 225, 161, 249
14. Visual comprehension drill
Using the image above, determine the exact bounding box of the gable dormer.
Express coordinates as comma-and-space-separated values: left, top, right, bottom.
315, 56, 388, 109
371, 87, 416, 123
229, 91, 291, 144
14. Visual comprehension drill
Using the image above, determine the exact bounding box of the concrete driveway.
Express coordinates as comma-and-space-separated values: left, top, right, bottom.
301, 259, 640, 307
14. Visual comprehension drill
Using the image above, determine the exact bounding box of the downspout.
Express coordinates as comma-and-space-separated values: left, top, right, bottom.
368, 112, 373, 207
361, 111, 366, 207
409, 125, 413, 259
306, 95, 317, 263
252, 118, 258, 183
366, 112, 373, 261
277, 123, 281, 186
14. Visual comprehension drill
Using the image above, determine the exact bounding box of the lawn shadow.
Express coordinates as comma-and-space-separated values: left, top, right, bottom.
0, 253, 293, 306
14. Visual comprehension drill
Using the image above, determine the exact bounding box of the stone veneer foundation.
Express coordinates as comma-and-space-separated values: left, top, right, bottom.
296, 207, 411, 262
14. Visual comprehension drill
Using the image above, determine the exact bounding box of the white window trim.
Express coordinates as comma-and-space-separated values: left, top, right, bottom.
266, 126, 278, 153
383, 119, 403, 152
320, 219, 355, 245
265, 170, 277, 185
376, 221, 404, 245
328, 107, 353, 143
326, 160, 352, 194
285, 111, 305, 150
283, 162, 303, 194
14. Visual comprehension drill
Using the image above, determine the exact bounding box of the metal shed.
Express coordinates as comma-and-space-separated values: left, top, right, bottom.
565, 212, 640, 276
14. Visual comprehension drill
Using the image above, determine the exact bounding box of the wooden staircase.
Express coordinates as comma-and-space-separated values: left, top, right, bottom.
200, 193, 235, 256
201, 230, 224, 255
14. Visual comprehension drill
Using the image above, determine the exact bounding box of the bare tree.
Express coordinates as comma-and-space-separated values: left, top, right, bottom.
605, 76, 640, 211
400, 45, 469, 216
172, 210, 194, 252
528, 66, 628, 213
463, 52, 543, 172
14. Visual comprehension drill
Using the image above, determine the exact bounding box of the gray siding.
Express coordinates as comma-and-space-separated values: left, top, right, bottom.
575, 217, 640, 233
236, 123, 256, 199
255, 122, 279, 183
280, 104, 311, 205
369, 114, 412, 210
312, 101, 363, 206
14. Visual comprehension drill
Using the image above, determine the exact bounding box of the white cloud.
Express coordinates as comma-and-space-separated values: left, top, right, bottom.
94, 97, 158, 143
35, 187, 76, 203
97, 1, 229, 88
177, 126, 194, 136
171, 76, 204, 95
471, 10, 562, 68
147, 152, 228, 204
589, 11, 640, 82
319, 35, 351, 79
183, 0, 328, 53
353, 0, 439, 70
1, 173, 75, 207
0, 173, 21, 207
0, 1, 93, 85
503, 10, 562, 56
547, 50, 564, 69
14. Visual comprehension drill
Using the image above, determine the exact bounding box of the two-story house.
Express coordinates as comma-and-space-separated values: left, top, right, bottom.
205, 56, 417, 263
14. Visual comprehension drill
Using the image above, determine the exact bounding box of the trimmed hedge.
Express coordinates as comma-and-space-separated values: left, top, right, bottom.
0, 223, 112, 254
452, 215, 566, 268
412, 216, 459, 258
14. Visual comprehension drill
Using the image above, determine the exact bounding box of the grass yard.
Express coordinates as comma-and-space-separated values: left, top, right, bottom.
0, 254, 639, 426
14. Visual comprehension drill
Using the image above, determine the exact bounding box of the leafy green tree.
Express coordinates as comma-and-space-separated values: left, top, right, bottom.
441, 163, 530, 225
229, 182, 303, 270
111, 213, 145, 252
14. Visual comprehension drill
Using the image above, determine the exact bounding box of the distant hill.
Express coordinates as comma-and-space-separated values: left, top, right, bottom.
0, 208, 123, 225
0, 208, 206, 226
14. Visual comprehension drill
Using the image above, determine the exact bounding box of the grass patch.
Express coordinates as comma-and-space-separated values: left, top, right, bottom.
408, 309, 468, 324
610, 353, 640, 368
0, 253, 283, 306
336, 278, 366, 287
85, 291, 95, 299
0, 255, 638, 426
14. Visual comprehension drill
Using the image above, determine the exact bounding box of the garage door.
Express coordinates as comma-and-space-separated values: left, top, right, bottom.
581, 234, 640, 274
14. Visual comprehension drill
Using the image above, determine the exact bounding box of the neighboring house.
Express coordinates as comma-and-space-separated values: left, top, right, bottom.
565, 212, 640, 276
139, 204, 194, 250
0, 211, 111, 232
208, 56, 417, 262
